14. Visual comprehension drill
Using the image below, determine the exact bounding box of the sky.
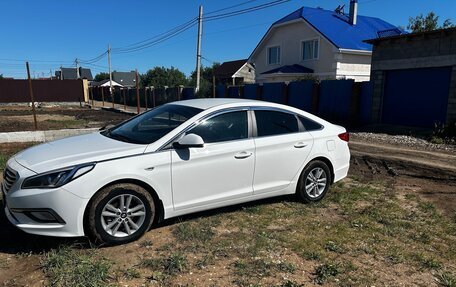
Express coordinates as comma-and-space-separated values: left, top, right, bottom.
1, 0, 455, 79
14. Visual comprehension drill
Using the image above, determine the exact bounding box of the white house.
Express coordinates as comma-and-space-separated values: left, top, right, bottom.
249, 1, 404, 83
90, 79, 123, 87
214, 59, 255, 85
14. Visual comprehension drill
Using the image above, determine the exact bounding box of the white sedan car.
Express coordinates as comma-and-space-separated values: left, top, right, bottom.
2, 99, 350, 244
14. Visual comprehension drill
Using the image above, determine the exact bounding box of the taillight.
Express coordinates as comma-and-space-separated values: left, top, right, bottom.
338, 132, 350, 142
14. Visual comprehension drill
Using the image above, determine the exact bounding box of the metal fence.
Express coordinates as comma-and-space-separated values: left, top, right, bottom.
0, 79, 84, 103
89, 80, 373, 126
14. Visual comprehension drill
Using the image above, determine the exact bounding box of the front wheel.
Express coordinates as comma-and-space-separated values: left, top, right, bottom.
296, 160, 332, 203
86, 183, 155, 245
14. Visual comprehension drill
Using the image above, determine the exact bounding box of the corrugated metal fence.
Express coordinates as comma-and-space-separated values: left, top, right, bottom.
90, 80, 373, 125
0, 79, 84, 103
215, 80, 373, 125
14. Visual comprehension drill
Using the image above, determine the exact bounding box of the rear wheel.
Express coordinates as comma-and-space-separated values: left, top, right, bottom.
296, 160, 331, 203
86, 183, 155, 245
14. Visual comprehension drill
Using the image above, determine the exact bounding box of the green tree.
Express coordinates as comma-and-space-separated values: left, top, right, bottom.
94, 72, 110, 82
189, 63, 220, 98
0, 74, 3, 79
140, 66, 188, 88
407, 12, 454, 33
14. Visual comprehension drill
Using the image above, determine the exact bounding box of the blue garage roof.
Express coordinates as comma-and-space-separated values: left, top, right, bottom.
273, 6, 403, 51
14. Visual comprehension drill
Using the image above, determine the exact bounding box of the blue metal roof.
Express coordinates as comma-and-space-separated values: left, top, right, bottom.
262, 64, 314, 74
273, 6, 403, 51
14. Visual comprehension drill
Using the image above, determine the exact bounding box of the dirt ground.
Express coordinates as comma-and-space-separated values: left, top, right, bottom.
0, 105, 132, 132
349, 139, 456, 215
0, 136, 455, 286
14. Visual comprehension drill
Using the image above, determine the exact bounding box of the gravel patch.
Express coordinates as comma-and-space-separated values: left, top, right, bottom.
352, 132, 456, 153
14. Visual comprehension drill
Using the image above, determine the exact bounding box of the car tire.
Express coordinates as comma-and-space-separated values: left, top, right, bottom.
296, 160, 332, 203
86, 183, 155, 245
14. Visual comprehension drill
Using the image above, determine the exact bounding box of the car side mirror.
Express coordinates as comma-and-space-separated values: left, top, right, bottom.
173, 133, 204, 149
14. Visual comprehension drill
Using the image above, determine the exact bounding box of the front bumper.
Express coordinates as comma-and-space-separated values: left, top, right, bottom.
2, 159, 89, 237
3, 185, 88, 237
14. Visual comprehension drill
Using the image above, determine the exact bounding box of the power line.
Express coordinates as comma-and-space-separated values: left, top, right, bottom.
205, 0, 259, 15
112, 20, 198, 54
203, 0, 290, 22
2, 0, 292, 76
205, 20, 274, 36
79, 51, 108, 64
110, 0, 288, 55
83, 62, 108, 69
201, 56, 218, 64
113, 18, 198, 51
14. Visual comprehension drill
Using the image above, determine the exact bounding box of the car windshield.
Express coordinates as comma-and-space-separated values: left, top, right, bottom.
103, 104, 203, 144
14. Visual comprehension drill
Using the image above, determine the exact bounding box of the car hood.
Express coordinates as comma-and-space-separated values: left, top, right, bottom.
14, 132, 147, 174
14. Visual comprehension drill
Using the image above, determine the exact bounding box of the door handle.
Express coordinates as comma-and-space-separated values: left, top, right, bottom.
294, 142, 308, 148
234, 151, 253, 159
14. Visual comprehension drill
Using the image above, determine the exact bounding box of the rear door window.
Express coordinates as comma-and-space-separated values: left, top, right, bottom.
298, 116, 323, 131
254, 110, 299, 137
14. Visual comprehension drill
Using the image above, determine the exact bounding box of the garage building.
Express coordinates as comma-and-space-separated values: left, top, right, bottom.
366, 27, 456, 127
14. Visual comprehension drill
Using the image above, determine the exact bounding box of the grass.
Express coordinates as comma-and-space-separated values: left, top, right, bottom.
436, 272, 456, 287
44, 119, 89, 129
3, 168, 454, 286
172, 219, 215, 243
140, 253, 188, 275
41, 246, 112, 287
123, 267, 141, 280
233, 258, 295, 278
164, 179, 455, 285
314, 263, 340, 284
0, 154, 7, 172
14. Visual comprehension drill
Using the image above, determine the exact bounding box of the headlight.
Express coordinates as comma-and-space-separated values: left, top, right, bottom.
22, 163, 95, 189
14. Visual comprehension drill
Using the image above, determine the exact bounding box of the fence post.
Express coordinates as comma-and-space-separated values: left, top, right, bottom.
101, 87, 105, 107
256, 84, 262, 100
283, 82, 289, 105
144, 87, 148, 111
135, 70, 140, 114
123, 88, 127, 111
90, 87, 94, 107
312, 83, 319, 115
152, 86, 156, 108
26, 61, 38, 131
212, 75, 216, 98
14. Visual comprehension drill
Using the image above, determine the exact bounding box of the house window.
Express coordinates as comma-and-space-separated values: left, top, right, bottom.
302, 39, 319, 60
268, 46, 281, 65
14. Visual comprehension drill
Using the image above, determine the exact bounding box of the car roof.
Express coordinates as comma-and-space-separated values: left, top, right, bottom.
171, 98, 263, 110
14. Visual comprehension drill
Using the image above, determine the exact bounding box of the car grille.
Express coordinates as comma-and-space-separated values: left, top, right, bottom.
3, 166, 18, 193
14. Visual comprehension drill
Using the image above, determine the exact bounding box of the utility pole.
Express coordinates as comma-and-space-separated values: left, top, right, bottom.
75, 58, 80, 79
195, 5, 203, 93
108, 44, 113, 101
26, 62, 38, 131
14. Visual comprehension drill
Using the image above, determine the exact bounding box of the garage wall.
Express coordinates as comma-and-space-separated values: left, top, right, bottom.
369, 28, 456, 126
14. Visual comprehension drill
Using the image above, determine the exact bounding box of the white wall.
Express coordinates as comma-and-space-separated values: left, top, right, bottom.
335, 52, 372, 82
250, 19, 372, 83
234, 63, 255, 84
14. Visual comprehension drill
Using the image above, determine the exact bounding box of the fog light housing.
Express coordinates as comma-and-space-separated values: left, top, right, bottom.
11, 208, 66, 224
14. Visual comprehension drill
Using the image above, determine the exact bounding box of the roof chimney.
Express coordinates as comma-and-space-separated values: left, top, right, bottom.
349, 0, 358, 25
